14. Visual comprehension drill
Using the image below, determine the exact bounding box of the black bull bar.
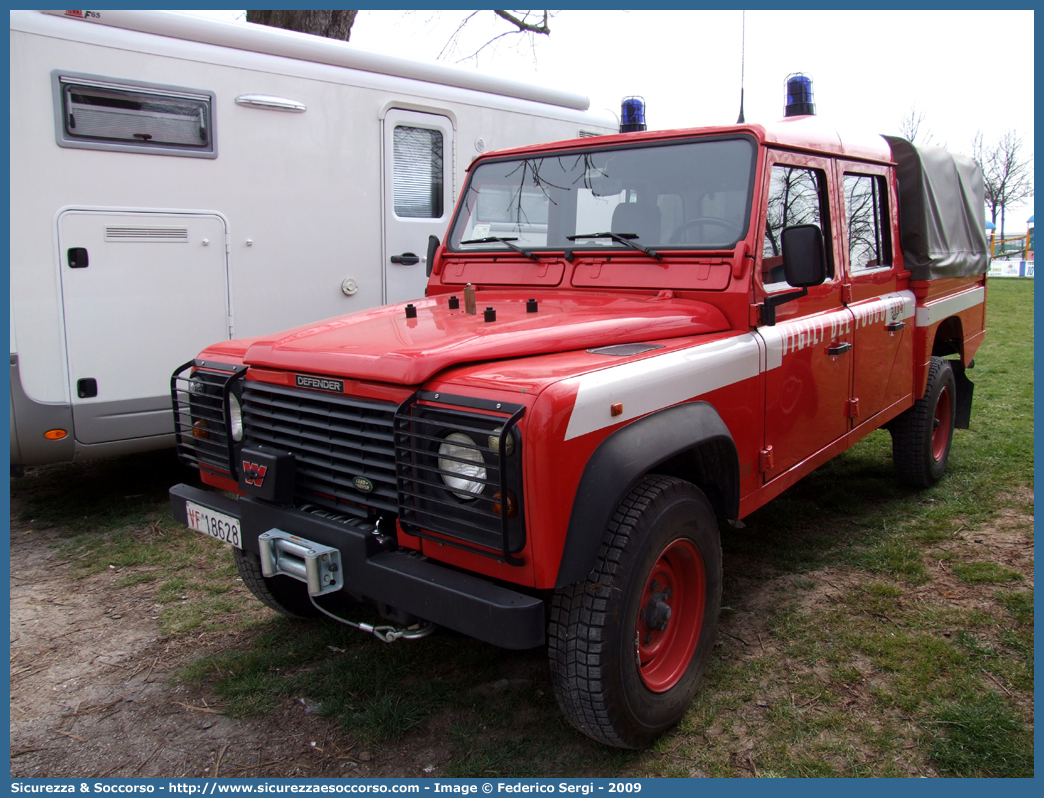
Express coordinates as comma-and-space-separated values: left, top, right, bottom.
169, 483, 545, 650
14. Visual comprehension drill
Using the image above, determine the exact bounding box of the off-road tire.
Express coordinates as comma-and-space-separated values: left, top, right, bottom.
891, 356, 957, 488
233, 547, 322, 619
548, 475, 722, 749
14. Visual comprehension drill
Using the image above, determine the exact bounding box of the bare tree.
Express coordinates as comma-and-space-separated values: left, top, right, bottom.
438, 10, 552, 63
898, 106, 935, 146
973, 129, 1034, 243
246, 10, 358, 41
245, 10, 552, 60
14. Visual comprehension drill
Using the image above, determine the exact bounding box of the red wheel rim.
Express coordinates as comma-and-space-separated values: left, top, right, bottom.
932, 386, 952, 461
635, 538, 705, 693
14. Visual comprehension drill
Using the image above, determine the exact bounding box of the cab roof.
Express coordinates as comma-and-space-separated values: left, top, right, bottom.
469, 115, 894, 168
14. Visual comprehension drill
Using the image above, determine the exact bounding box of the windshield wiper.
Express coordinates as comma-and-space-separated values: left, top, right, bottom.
566, 232, 662, 261
459, 236, 539, 262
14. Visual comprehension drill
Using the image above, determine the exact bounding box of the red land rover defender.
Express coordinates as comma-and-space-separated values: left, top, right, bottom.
169, 102, 988, 748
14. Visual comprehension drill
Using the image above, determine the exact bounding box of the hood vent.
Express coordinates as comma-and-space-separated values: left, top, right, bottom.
588, 343, 664, 357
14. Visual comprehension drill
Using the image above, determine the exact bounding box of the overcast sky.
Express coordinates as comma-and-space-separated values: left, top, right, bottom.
186, 9, 1034, 228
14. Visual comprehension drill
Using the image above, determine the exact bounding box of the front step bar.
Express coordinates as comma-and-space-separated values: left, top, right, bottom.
169, 483, 545, 649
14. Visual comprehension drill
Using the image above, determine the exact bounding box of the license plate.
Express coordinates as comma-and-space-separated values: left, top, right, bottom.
185, 501, 242, 549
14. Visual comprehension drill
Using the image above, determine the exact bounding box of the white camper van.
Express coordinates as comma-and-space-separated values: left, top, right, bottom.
9, 9, 617, 468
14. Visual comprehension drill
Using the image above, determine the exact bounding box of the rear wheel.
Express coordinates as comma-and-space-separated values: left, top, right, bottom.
891, 356, 957, 488
233, 547, 321, 619
549, 475, 722, 749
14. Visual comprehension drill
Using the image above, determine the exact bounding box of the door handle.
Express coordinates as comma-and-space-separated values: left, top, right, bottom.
828, 341, 852, 356
390, 252, 420, 265
886, 321, 906, 332
68, 247, 89, 268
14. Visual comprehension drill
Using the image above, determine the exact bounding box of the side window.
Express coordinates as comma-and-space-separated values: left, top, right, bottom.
53, 72, 216, 158
762, 165, 832, 288
843, 173, 892, 271
393, 126, 444, 218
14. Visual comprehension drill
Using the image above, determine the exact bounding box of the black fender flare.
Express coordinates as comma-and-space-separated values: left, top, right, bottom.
554, 401, 739, 588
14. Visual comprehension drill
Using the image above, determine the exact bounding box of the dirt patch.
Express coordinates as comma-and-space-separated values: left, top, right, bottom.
10, 482, 1034, 779
8, 513, 449, 779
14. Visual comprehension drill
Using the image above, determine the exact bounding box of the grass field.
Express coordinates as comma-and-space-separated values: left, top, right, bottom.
12, 278, 1033, 777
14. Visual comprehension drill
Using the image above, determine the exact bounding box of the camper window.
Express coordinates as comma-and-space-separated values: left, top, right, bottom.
53, 72, 216, 158
393, 126, 444, 218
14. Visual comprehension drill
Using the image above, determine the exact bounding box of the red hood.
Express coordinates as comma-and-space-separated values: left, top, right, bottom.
240, 291, 731, 385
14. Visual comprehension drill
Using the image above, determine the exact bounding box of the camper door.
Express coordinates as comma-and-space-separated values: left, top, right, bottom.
383, 109, 454, 305
57, 210, 230, 444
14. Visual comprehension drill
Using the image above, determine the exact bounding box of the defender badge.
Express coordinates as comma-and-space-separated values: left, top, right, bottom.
295, 374, 344, 393
353, 476, 374, 493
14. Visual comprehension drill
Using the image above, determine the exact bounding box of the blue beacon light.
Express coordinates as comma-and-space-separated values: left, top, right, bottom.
784, 73, 816, 117
620, 96, 647, 133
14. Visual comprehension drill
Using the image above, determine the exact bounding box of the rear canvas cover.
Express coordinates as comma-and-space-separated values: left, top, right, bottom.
883, 136, 989, 281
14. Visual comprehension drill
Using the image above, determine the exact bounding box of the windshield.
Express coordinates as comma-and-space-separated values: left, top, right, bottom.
448, 136, 756, 254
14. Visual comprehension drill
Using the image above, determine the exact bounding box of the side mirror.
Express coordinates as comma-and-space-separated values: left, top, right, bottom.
780, 224, 827, 287
761, 225, 827, 326
426, 235, 440, 277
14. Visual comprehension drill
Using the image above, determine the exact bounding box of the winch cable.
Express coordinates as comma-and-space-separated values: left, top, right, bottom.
308, 596, 436, 643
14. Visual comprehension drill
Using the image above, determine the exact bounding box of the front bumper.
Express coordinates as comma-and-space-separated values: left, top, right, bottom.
169, 483, 545, 649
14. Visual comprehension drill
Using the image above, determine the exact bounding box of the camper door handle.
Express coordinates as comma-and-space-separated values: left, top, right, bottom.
391, 252, 420, 265
68, 247, 89, 268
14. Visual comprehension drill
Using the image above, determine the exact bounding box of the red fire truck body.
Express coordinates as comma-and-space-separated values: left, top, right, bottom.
170, 112, 988, 748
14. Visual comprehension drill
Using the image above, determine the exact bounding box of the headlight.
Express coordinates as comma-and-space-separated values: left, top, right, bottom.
437, 432, 486, 500
228, 393, 244, 442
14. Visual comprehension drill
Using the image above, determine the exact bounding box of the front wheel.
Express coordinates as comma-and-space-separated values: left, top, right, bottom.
548, 475, 722, 749
233, 547, 322, 619
890, 356, 957, 488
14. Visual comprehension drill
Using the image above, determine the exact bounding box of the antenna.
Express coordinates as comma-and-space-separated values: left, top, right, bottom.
736, 10, 746, 124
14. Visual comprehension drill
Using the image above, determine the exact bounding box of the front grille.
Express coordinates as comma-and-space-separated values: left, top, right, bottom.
241, 380, 398, 519
171, 359, 244, 478
173, 367, 530, 565
395, 392, 526, 564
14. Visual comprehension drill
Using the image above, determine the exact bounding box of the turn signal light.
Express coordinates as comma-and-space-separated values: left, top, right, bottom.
193, 420, 210, 439
491, 491, 517, 517
43, 429, 68, 440
488, 432, 514, 456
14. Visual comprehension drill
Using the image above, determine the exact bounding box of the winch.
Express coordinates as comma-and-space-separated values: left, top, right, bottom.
257, 528, 435, 643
